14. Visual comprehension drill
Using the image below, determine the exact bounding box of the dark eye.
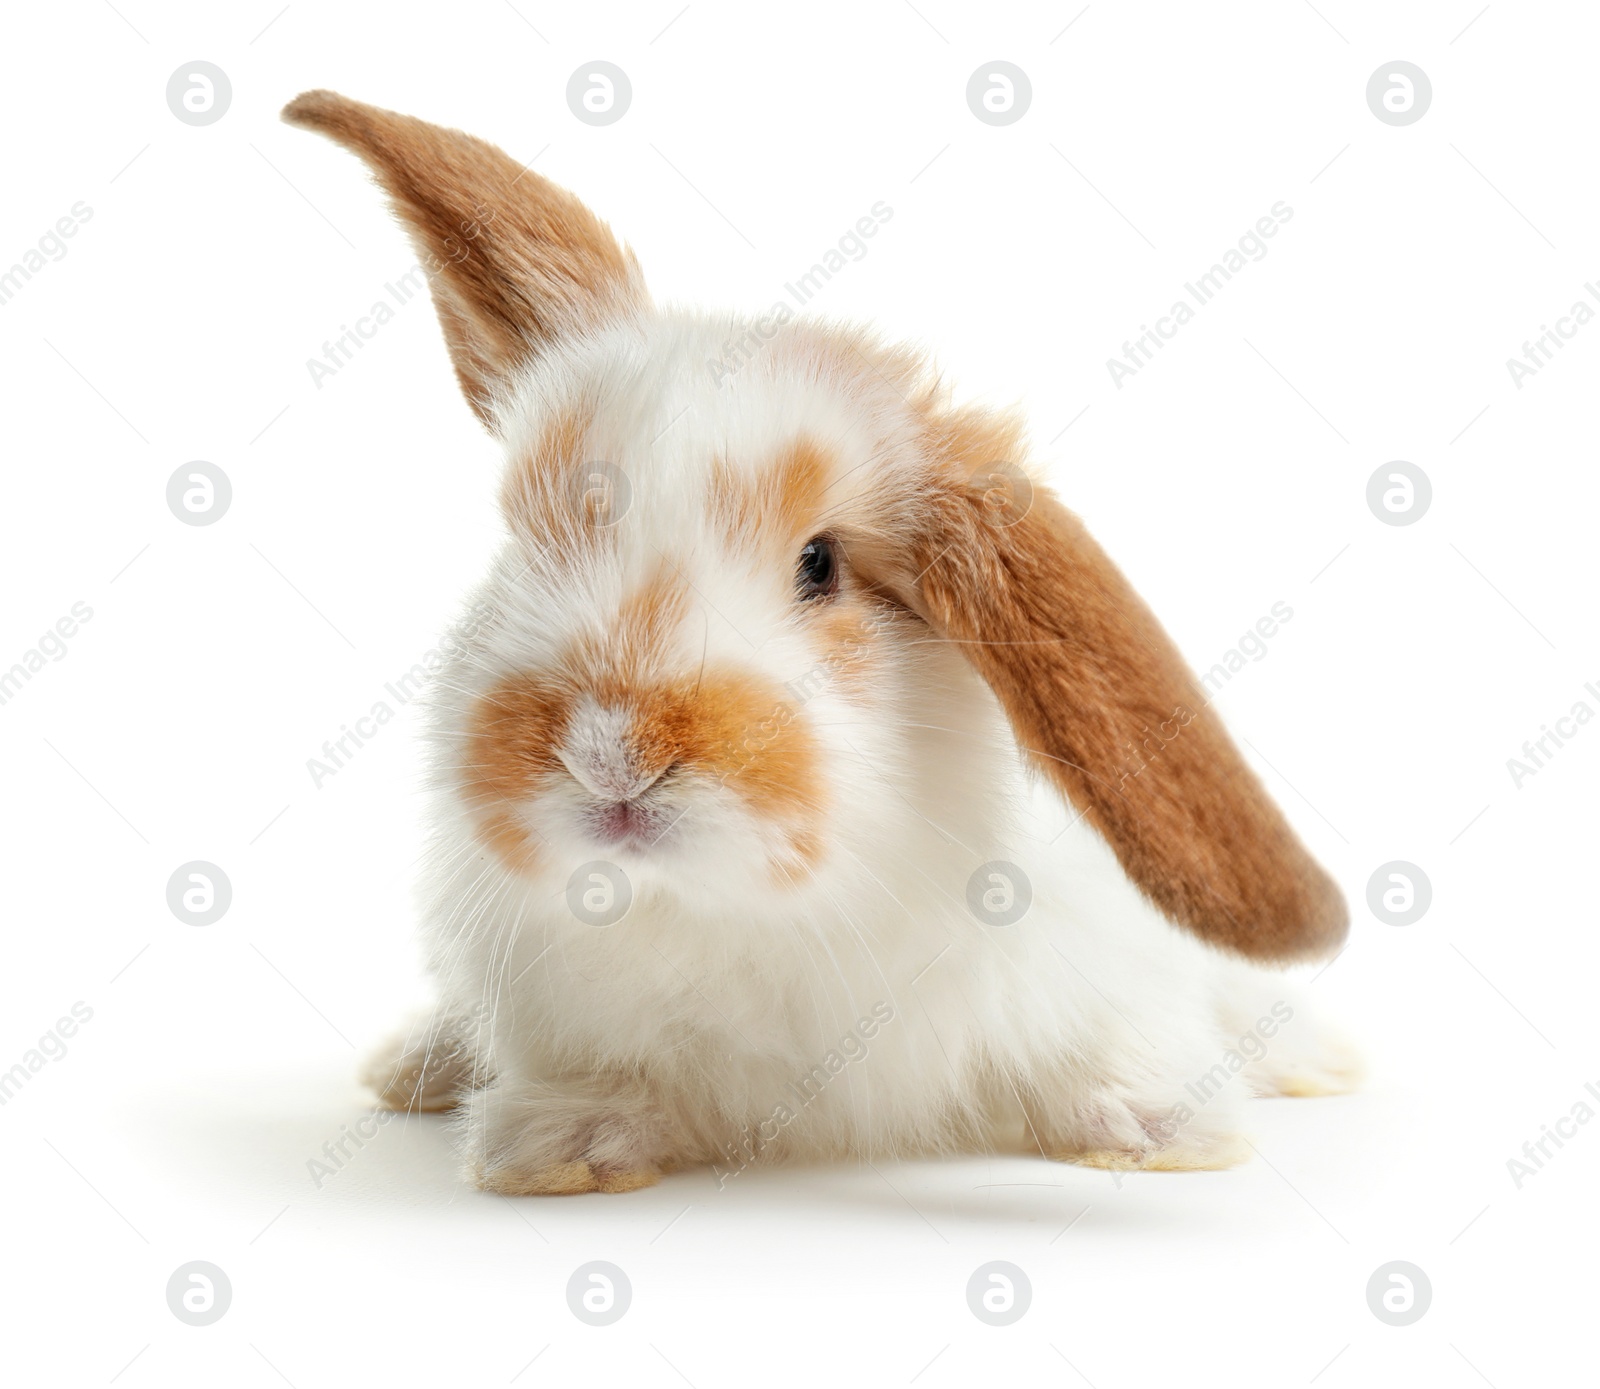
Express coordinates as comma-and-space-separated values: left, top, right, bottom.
796, 535, 839, 601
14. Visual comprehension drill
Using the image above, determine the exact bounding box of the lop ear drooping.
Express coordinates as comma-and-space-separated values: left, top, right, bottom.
901, 413, 1348, 963
282, 90, 645, 427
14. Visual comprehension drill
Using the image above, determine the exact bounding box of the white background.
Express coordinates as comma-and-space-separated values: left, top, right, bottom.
2, 1, 1595, 1385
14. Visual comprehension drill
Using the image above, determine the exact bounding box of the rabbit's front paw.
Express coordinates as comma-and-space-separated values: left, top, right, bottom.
360, 1012, 485, 1113
1250, 1028, 1364, 1099
471, 1158, 660, 1196
1035, 1086, 1251, 1173
463, 1079, 670, 1196
1057, 1132, 1251, 1172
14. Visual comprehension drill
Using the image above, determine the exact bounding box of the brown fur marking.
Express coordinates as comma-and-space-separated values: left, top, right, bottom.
891, 406, 1347, 962
466, 566, 825, 874
282, 90, 644, 426
501, 406, 606, 541
711, 438, 832, 559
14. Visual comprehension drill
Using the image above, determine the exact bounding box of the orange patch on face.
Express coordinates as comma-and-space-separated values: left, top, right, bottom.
805, 599, 883, 703
464, 568, 826, 879
712, 437, 831, 555
501, 407, 606, 543
587, 664, 828, 830
479, 808, 543, 875
691, 671, 823, 828
769, 828, 824, 888
464, 675, 571, 873
772, 439, 830, 540
570, 568, 689, 698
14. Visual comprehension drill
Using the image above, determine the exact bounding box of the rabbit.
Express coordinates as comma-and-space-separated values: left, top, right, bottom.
284, 91, 1359, 1195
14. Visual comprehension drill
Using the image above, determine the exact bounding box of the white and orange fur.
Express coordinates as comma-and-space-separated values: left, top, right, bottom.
285, 91, 1359, 1195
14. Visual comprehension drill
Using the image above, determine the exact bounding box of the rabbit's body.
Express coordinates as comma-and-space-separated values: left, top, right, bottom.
289, 92, 1356, 1194
415, 789, 1273, 1189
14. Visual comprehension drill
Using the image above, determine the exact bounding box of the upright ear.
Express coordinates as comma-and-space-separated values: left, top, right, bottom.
282, 90, 645, 428
900, 409, 1347, 962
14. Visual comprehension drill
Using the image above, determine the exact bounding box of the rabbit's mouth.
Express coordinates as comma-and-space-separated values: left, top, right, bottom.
584, 794, 677, 851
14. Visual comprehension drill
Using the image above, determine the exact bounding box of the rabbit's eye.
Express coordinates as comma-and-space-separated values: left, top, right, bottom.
796, 535, 839, 602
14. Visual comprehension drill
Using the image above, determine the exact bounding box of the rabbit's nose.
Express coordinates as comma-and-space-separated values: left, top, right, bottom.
555, 697, 667, 802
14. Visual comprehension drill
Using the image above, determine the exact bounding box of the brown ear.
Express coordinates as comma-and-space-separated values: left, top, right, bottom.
901, 410, 1347, 962
282, 90, 645, 427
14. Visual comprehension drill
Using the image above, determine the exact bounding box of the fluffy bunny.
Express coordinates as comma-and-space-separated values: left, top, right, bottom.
286, 92, 1357, 1195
